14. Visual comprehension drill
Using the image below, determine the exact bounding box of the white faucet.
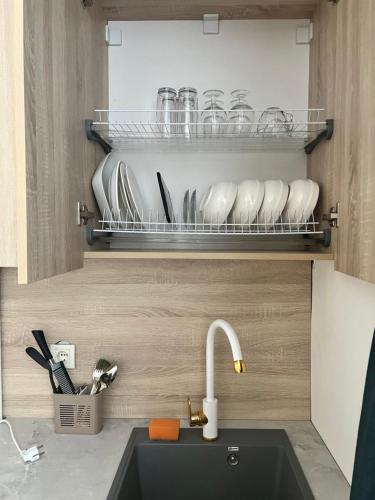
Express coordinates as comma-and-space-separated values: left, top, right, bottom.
188, 319, 245, 440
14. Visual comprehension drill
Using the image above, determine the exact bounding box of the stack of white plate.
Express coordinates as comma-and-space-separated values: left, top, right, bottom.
92, 153, 145, 224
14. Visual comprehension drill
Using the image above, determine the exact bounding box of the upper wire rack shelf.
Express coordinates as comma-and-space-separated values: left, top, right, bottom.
86, 109, 333, 154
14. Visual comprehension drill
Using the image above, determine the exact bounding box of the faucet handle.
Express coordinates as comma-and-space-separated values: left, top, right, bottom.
187, 397, 208, 427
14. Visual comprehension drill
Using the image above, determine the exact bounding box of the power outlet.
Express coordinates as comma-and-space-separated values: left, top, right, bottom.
50, 344, 75, 369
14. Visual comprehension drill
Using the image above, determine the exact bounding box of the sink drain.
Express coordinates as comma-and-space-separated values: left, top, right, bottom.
227, 453, 240, 466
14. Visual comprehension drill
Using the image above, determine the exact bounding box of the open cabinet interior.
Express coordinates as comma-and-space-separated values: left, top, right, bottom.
6, 0, 375, 283
85, 18, 333, 254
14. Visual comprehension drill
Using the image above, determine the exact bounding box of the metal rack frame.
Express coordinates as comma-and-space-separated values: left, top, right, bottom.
87, 211, 331, 250
85, 109, 333, 154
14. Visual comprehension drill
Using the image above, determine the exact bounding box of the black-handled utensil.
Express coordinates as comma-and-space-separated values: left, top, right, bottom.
26, 346, 51, 369
32, 330, 54, 363
32, 330, 76, 394
25, 346, 61, 394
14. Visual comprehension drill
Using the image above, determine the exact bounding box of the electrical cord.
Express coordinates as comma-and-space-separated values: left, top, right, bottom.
0, 419, 44, 463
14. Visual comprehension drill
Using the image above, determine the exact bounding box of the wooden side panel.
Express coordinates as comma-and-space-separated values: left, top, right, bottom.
0, 0, 24, 267
99, 0, 317, 20
19, 0, 107, 284
307, 1, 337, 230
334, 0, 375, 282
309, 0, 375, 283
1, 259, 311, 420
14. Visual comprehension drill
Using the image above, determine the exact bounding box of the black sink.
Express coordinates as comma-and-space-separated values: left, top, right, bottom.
107, 428, 315, 500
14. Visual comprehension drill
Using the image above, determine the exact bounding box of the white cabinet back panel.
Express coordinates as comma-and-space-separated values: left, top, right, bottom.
108, 20, 309, 213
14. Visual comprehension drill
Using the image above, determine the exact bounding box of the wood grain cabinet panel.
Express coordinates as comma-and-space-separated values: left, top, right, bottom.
7, 0, 107, 284
334, 0, 375, 283
99, 0, 318, 20
1, 259, 311, 420
0, 0, 23, 267
308, 0, 375, 284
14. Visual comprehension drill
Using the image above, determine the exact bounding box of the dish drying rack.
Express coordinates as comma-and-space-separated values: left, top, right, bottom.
85, 109, 333, 154
87, 210, 331, 250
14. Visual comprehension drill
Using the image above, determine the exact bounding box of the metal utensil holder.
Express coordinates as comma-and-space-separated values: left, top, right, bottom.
54, 392, 103, 435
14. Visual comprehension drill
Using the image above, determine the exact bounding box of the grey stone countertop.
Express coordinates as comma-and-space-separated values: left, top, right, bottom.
0, 419, 350, 500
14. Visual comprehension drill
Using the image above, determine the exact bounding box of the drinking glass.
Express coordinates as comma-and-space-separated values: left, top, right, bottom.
156, 87, 177, 136
178, 87, 198, 137
201, 89, 227, 135
228, 89, 254, 135
257, 107, 294, 136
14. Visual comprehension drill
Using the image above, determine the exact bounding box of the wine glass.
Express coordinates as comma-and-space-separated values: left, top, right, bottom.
228, 89, 254, 135
201, 89, 227, 135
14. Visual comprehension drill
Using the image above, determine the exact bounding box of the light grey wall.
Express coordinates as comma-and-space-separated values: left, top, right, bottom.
312, 261, 375, 482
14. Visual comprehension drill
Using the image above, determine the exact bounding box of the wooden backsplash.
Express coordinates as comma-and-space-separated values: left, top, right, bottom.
0, 259, 311, 419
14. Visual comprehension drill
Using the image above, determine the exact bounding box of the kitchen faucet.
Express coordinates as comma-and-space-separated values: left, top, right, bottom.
188, 319, 245, 440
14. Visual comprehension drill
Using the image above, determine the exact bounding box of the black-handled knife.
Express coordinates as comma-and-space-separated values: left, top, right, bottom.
32, 330, 76, 394
25, 346, 62, 394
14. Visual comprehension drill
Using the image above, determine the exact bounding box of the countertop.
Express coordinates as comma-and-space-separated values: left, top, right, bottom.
0, 419, 350, 500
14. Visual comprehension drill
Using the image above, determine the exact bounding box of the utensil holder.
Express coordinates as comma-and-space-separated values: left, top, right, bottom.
53, 391, 103, 435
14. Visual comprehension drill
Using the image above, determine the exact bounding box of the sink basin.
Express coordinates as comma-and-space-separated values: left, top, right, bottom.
107, 428, 314, 500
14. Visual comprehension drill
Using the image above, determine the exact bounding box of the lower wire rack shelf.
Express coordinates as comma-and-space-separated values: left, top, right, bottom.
87, 211, 331, 251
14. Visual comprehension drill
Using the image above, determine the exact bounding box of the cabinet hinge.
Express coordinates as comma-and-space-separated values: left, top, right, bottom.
322, 203, 339, 228
77, 202, 95, 226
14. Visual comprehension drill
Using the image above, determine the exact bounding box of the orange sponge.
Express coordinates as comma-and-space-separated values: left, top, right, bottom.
148, 418, 180, 441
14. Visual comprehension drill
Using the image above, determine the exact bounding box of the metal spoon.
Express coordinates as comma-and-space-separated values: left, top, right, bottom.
90, 359, 111, 395
97, 363, 118, 393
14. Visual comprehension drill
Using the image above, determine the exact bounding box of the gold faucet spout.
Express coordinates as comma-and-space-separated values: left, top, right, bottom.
233, 359, 246, 373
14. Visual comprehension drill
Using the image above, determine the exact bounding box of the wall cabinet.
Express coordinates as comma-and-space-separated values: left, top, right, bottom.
0, 0, 107, 283
308, 0, 375, 284
0, 0, 374, 284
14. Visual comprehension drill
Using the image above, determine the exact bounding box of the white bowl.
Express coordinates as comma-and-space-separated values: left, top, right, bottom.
230, 180, 265, 225
282, 179, 319, 227
199, 182, 237, 225
258, 180, 289, 227
282, 179, 311, 224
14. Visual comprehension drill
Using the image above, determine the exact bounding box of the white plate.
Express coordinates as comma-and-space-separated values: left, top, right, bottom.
118, 162, 135, 219
199, 182, 237, 226
230, 180, 265, 225
109, 160, 130, 224
190, 189, 197, 224
92, 153, 116, 220
123, 164, 145, 222
258, 180, 289, 227
183, 189, 190, 224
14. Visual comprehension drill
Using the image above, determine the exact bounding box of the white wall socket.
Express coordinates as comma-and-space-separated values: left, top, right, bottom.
50, 344, 75, 369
